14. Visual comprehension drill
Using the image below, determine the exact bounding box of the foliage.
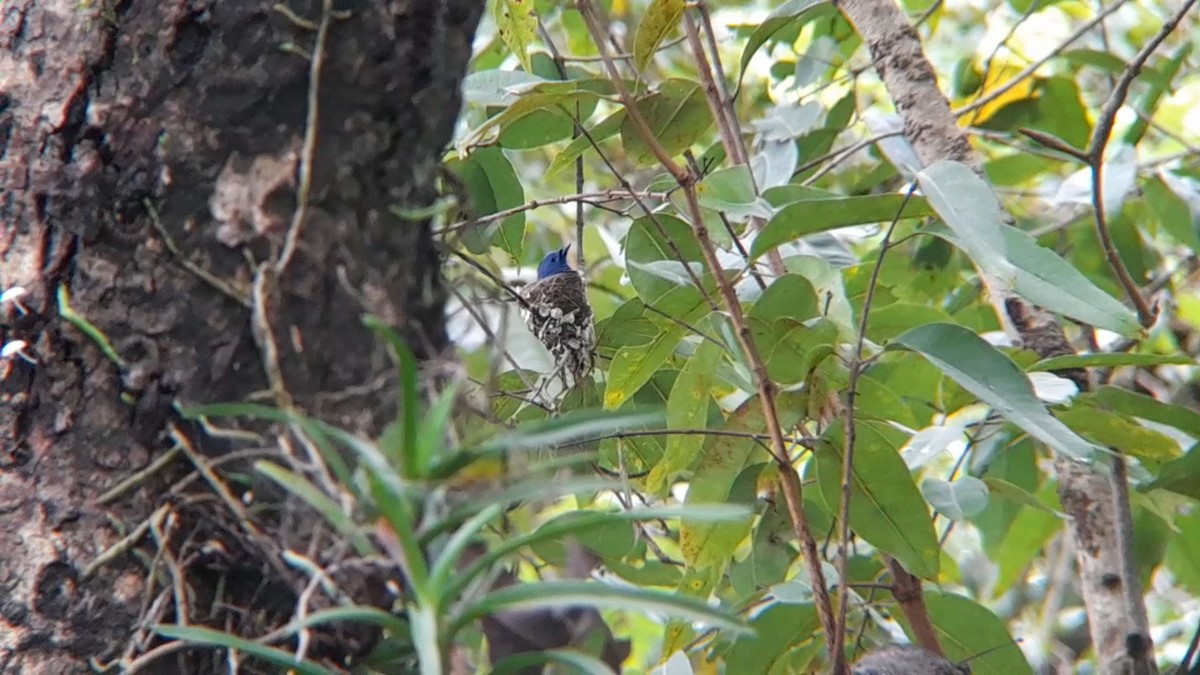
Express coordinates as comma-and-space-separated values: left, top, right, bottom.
174, 0, 1200, 672
439, 0, 1200, 671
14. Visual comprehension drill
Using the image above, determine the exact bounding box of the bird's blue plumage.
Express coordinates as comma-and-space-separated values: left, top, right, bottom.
536, 245, 573, 279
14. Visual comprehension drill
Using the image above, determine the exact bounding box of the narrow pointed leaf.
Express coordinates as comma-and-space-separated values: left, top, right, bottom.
750, 194, 932, 259
453, 581, 749, 636
889, 323, 1100, 460
815, 421, 940, 578
153, 625, 334, 675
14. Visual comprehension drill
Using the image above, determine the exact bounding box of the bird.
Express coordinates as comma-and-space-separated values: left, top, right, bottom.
519, 244, 595, 388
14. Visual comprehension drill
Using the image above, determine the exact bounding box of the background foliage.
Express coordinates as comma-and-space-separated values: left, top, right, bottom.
435, 0, 1200, 672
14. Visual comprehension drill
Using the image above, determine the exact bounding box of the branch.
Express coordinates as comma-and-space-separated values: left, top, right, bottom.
577, 0, 840, 662
1084, 0, 1196, 328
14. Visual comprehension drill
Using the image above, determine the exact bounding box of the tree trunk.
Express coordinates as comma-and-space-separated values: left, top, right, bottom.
0, 1, 482, 672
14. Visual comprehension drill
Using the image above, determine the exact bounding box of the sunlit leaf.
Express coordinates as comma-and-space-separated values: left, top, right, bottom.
681, 394, 804, 567
648, 338, 723, 493
1058, 405, 1182, 461
916, 161, 1015, 284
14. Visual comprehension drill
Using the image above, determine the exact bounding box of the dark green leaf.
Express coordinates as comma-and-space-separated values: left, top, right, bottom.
816, 421, 940, 578
445, 147, 525, 258
917, 591, 1033, 675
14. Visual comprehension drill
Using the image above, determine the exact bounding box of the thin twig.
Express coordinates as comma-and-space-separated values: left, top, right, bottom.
435, 191, 653, 237
952, 0, 1133, 118
1085, 0, 1195, 327
277, 0, 333, 274
834, 185, 915, 665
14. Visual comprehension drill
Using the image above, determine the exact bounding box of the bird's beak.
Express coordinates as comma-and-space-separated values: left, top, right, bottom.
562, 243, 572, 256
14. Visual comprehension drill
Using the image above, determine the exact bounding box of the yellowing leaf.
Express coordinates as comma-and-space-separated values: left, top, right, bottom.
634, 0, 685, 73
495, 0, 537, 74
958, 59, 1037, 126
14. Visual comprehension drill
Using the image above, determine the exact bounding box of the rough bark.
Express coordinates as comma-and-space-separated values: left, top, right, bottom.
0, 1, 482, 672
831, 0, 1155, 672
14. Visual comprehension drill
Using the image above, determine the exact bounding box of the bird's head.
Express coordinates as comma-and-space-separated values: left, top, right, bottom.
536, 244, 574, 280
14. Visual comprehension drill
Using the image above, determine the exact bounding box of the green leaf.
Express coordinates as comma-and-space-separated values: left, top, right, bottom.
624, 214, 705, 307
866, 303, 955, 344
476, 408, 666, 454
153, 625, 334, 675
916, 161, 1015, 284
546, 108, 626, 177
681, 394, 804, 567
634, 0, 685, 73
255, 461, 377, 556
1123, 43, 1191, 146
462, 81, 612, 148
529, 511, 636, 564
445, 147, 525, 258
921, 476, 989, 520
621, 79, 713, 166
462, 69, 548, 106
495, 0, 537, 74
1142, 443, 1200, 499
924, 220, 1139, 337
697, 165, 774, 219
751, 193, 933, 259
649, 338, 723, 492
1166, 509, 1200, 596
737, 0, 829, 86
1090, 385, 1200, 439
1144, 176, 1200, 250
453, 581, 749, 636
993, 484, 1064, 594
725, 603, 820, 672
815, 421, 940, 578
494, 650, 617, 675
1057, 405, 1182, 461
889, 323, 1100, 461
983, 477, 1066, 517
764, 319, 838, 385
605, 293, 708, 409
1029, 352, 1193, 372
916, 591, 1033, 675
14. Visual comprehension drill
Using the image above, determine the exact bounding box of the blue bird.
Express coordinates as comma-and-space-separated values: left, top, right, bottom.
537, 245, 574, 279
521, 244, 595, 386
